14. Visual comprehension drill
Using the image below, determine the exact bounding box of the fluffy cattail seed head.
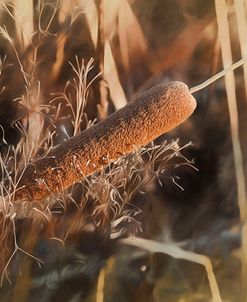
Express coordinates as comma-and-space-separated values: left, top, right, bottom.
14, 81, 196, 202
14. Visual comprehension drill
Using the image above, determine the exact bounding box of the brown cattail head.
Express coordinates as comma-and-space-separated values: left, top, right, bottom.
14, 81, 196, 202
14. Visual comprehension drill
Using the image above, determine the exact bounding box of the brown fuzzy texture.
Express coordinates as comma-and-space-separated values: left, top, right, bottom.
14, 81, 196, 202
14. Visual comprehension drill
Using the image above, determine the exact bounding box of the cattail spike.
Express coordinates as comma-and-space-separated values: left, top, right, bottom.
14, 81, 196, 202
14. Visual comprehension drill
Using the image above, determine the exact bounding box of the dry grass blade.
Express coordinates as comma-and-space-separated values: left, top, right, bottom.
13, 0, 33, 49
80, 0, 98, 48
214, 0, 246, 217
104, 40, 127, 109
51, 33, 67, 81
121, 237, 223, 302
96, 267, 106, 302
58, 0, 72, 24
117, 0, 147, 72
103, 0, 120, 39
234, 0, 247, 98
96, 0, 108, 120
215, 0, 247, 299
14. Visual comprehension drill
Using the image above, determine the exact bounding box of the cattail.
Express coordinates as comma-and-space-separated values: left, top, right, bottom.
13, 81, 196, 202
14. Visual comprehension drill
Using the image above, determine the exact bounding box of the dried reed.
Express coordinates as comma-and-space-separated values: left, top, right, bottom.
215, 0, 247, 299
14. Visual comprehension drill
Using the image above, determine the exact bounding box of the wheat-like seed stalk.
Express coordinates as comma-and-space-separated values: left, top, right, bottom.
12, 81, 196, 202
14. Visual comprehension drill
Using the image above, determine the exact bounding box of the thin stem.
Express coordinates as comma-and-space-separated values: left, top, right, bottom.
190, 56, 247, 93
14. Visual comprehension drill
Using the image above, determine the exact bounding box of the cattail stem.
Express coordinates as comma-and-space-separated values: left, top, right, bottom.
13, 81, 196, 202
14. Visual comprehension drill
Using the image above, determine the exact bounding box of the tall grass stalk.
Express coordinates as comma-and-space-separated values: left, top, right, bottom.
104, 40, 127, 109
234, 0, 247, 98
81, 0, 98, 48
14, 0, 33, 49
96, 266, 106, 302
215, 0, 247, 300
